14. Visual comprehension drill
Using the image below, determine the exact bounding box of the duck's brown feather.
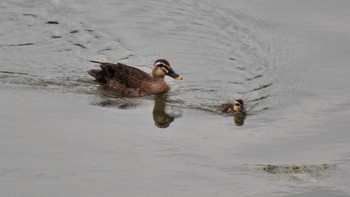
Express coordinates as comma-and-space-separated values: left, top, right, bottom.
221, 103, 246, 115
88, 61, 169, 96
98, 62, 152, 86
221, 103, 234, 113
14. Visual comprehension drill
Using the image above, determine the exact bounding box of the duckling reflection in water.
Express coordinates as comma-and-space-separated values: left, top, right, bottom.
221, 99, 246, 126
232, 112, 246, 126
153, 95, 181, 128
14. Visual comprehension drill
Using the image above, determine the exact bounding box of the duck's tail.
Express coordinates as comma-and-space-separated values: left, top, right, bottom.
87, 69, 99, 78
89, 60, 103, 64
88, 69, 107, 83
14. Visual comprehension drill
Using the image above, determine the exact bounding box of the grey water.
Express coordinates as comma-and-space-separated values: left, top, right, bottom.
1, 0, 350, 196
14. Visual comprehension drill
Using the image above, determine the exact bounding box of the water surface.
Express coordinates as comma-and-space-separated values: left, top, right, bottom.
1, 0, 350, 196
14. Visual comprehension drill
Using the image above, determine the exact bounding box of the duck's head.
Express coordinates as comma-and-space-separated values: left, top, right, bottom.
152, 59, 183, 80
233, 99, 245, 113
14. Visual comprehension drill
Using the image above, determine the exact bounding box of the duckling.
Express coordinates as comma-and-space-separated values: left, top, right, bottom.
88, 59, 183, 97
221, 99, 246, 115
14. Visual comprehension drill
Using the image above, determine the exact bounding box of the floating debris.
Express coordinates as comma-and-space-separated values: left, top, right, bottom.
251, 164, 337, 183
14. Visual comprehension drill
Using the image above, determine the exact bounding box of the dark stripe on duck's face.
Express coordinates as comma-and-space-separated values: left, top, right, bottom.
234, 102, 243, 108
158, 64, 170, 73
155, 62, 183, 80
234, 99, 244, 107
155, 62, 170, 70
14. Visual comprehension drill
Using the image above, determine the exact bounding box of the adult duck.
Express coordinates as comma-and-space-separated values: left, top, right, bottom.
88, 59, 183, 97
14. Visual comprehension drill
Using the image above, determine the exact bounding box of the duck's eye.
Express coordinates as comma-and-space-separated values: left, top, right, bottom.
234, 102, 242, 107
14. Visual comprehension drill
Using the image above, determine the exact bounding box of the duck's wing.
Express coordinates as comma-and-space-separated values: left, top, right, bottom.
90, 61, 152, 88
221, 103, 233, 113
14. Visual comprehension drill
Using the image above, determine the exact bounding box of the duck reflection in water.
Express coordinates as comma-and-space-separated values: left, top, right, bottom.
221, 99, 246, 126
153, 95, 181, 128
232, 112, 246, 126
91, 88, 180, 128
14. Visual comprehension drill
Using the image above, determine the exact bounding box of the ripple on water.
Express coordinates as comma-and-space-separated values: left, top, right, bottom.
1, 0, 279, 117
124, 0, 274, 115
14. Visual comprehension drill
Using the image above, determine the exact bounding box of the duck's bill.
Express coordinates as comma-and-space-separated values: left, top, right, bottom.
167, 72, 184, 80
175, 75, 184, 80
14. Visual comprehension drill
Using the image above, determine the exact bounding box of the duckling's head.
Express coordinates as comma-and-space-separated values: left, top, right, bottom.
153, 59, 183, 80
233, 99, 245, 113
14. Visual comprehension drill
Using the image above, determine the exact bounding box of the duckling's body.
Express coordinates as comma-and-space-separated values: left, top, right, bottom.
88, 59, 183, 97
221, 99, 246, 115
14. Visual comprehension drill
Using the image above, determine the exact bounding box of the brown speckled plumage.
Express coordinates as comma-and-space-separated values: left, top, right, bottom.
221, 99, 246, 115
88, 59, 183, 97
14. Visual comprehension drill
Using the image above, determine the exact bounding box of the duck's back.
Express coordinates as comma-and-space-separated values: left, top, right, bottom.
221, 103, 233, 113
88, 61, 152, 88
